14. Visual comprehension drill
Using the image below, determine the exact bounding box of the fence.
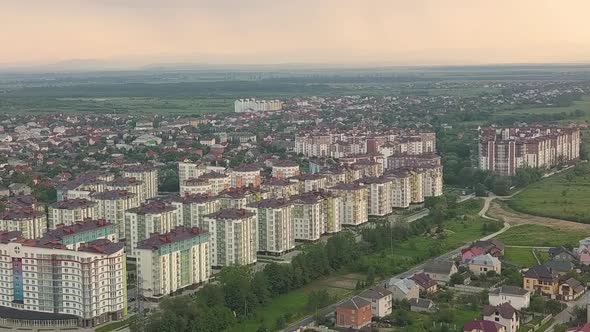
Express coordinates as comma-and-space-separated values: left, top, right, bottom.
0, 317, 79, 328
525, 314, 553, 332
447, 284, 487, 294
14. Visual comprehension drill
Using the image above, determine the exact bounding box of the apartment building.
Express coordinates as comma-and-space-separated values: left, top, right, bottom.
41, 219, 117, 250
385, 170, 412, 208
56, 172, 114, 201
49, 199, 99, 229
288, 174, 328, 193
217, 188, 267, 209
247, 198, 295, 255
91, 190, 139, 240
197, 171, 231, 194
479, 126, 580, 176
0, 231, 126, 327
124, 201, 180, 257
205, 209, 257, 267
105, 177, 145, 206
358, 177, 393, 216
422, 165, 444, 198
180, 178, 213, 196
387, 153, 442, 170
123, 165, 158, 199
0, 208, 47, 239
178, 162, 226, 183
234, 98, 282, 113
136, 226, 210, 298
230, 164, 262, 188
271, 160, 300, 179
165, 194, 220, 230
291, 191, 342, 240
261, 178, 300, 199
328, 183, 369, 226
409, 170, 425, 204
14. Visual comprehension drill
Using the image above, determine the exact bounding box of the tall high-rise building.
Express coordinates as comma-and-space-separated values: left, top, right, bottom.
136, 226, 210, 298
204, 209, 257, 267
247, 198, 295, 255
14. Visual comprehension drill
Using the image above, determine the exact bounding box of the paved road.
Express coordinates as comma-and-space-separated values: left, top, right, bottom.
282, 195, 509, 332
546, 291, 590, 332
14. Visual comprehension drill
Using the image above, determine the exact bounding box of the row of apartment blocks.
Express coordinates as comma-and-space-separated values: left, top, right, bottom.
234, 98, 283, 113
293, 130, 436, 160
478, 126, 581, 176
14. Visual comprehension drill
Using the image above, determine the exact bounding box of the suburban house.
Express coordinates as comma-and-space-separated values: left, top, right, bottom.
472, 239, 505, 257
410, 272, 438, 293
469, 254, 502, 276
387, 278, 419, 301
558, 277, 586, 301
461, 246, 485, 263
335, 296, 372, 330
549, 246, 578, 263
523, 265, 559, 298
423, 260, 458, 284
482, 303, 520, 332
358, 286, 393, 318
488, 286, 530, 310
464, 320, 506, 332
544, 260, 575, 275
409, 298, 436, 313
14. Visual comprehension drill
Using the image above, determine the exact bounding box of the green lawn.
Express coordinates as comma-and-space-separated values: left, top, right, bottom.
95, 319, 130, 332
399, 307, 480, 331
503, 247, 550, 267
496, 224, 590, 247
509, 166, 590, 223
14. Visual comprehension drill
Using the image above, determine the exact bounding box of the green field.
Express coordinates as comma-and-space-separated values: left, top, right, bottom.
503, 247, 549, 267
493, 96, 590, 122
496, 224, 590, 247
399, 307, 480, 331
509, 167, 590, 223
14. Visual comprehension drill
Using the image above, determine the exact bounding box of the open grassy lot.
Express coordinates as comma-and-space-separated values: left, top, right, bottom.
396, 307, 480, 331
503, 247, 549, 267
508, 167, 590, 224
496, 224, 590, 247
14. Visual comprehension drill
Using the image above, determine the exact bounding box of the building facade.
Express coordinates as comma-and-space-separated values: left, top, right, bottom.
124, 202, 180, 257
49, 199, 99, 229
247, 199, 295, 255
136, 226, 210, 298
205, 209, 257, 267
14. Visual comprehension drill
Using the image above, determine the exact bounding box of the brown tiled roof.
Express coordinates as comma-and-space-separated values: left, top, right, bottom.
249, 198, 292, 209
137, 226, 207, 250
0, 208, 44, 220
43, 219, 112, 241
482, 303, 518, 320
205, 208, 255, 220
91, 190, 135, 200
127, 201, 176, 215
52, 198, 97, 210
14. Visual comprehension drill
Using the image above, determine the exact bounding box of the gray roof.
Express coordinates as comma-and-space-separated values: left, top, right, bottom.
338, 296, 371, 310
409, 298, 434, 308
543, 260, 574, 273
424, 260, 456, 275
489, 286, 529, 296
358, 286, 392, 300
387, 278, 417, 294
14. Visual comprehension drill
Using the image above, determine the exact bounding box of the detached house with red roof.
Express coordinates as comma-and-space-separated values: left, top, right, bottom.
336, 296, 372, 330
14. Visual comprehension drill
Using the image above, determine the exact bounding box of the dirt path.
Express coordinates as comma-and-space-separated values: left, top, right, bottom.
487, 200, 590, 232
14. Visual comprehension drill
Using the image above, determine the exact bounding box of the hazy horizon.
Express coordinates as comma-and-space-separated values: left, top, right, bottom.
3, 0, 590, 69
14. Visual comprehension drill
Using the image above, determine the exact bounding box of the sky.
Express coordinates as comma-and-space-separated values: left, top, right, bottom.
1, 0, 590, 67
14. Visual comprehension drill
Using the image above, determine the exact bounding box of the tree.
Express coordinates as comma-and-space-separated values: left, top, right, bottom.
392, 309, 412, 327
474, 183, 487, 197
492, 177, 511, 196
307, 290, 332, 312
449, 273, 464, 286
